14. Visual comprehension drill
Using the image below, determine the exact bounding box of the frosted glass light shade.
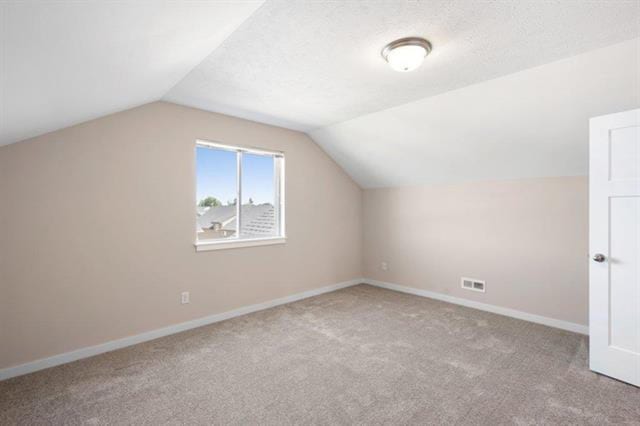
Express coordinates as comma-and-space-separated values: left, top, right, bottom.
381, 37, 432, 72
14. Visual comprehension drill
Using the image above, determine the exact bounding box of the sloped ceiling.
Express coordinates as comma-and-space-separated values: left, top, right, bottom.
166, 0, 640, 130
1, 0, 639, 188
310, 39, 640, 187
0, 0, 264, 146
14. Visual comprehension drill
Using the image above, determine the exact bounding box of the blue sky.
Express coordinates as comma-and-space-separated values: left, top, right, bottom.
196, 147, 274, 205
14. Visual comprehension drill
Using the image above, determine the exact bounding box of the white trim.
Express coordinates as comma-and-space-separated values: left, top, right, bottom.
364, 278, 589, 335
236, 150, 242, 236
195, 236, 286, 251
0, 278, 364, 381
196, 139, 284, 157
1, 278, 588, 381
276, 155, 285, 236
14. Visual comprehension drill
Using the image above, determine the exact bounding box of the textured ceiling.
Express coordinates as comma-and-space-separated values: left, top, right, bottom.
2, 0, 639, 187
0, 0, 264, 146
165, 0, 640, 131
310, 39, 640, 187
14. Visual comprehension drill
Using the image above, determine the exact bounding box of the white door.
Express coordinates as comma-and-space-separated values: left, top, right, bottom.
590, 108, 640, 387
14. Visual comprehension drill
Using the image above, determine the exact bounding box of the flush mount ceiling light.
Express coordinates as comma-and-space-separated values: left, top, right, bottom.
381, 37, 432, 72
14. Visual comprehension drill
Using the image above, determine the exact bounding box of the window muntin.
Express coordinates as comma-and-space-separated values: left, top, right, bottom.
196, 141, 284, 245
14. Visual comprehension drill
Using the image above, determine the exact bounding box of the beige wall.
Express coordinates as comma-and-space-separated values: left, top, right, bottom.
0, 102, 590, 370
0, 102, 363, 369
363, 177, 588, 325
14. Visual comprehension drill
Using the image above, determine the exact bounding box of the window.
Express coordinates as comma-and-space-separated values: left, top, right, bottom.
195, 140, 285, 251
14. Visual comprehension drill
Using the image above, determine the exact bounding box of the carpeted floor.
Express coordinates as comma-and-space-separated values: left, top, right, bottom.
1, 284, 639, 425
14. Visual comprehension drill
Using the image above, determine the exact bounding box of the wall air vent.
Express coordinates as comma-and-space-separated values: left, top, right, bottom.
461, 277, 485, 293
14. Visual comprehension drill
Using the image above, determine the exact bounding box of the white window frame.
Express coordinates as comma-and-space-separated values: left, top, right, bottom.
194, 139, 286, 252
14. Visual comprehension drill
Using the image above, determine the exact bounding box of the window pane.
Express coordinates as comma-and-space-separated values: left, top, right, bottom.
196, 146, 238, 241
241, 153, 277, 238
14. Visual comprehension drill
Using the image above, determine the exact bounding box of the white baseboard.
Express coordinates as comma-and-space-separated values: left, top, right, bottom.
0, 278, 364, 381
364, 278, 589, 335
1, 277, 588, 381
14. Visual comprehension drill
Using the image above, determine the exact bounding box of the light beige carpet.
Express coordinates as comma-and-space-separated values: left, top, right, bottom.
1, 284, 639, 425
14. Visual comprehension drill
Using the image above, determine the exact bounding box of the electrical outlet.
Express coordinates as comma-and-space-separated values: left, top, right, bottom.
381, 261, 388, 271
181, 291, 190, 304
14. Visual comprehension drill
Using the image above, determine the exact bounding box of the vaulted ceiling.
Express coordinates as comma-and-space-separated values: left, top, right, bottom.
166, 0, 640, 131
1, 0, 639, 187
310, 39, 640, 187
0, 1, 264, 145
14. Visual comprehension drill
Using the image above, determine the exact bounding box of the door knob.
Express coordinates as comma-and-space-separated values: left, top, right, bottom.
593, 253, 606, 263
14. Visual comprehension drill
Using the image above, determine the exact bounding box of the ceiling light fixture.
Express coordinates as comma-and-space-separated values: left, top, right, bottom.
381, 37, 432, 72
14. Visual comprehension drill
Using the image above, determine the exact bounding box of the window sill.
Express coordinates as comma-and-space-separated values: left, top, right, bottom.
194, 237, 286, 252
